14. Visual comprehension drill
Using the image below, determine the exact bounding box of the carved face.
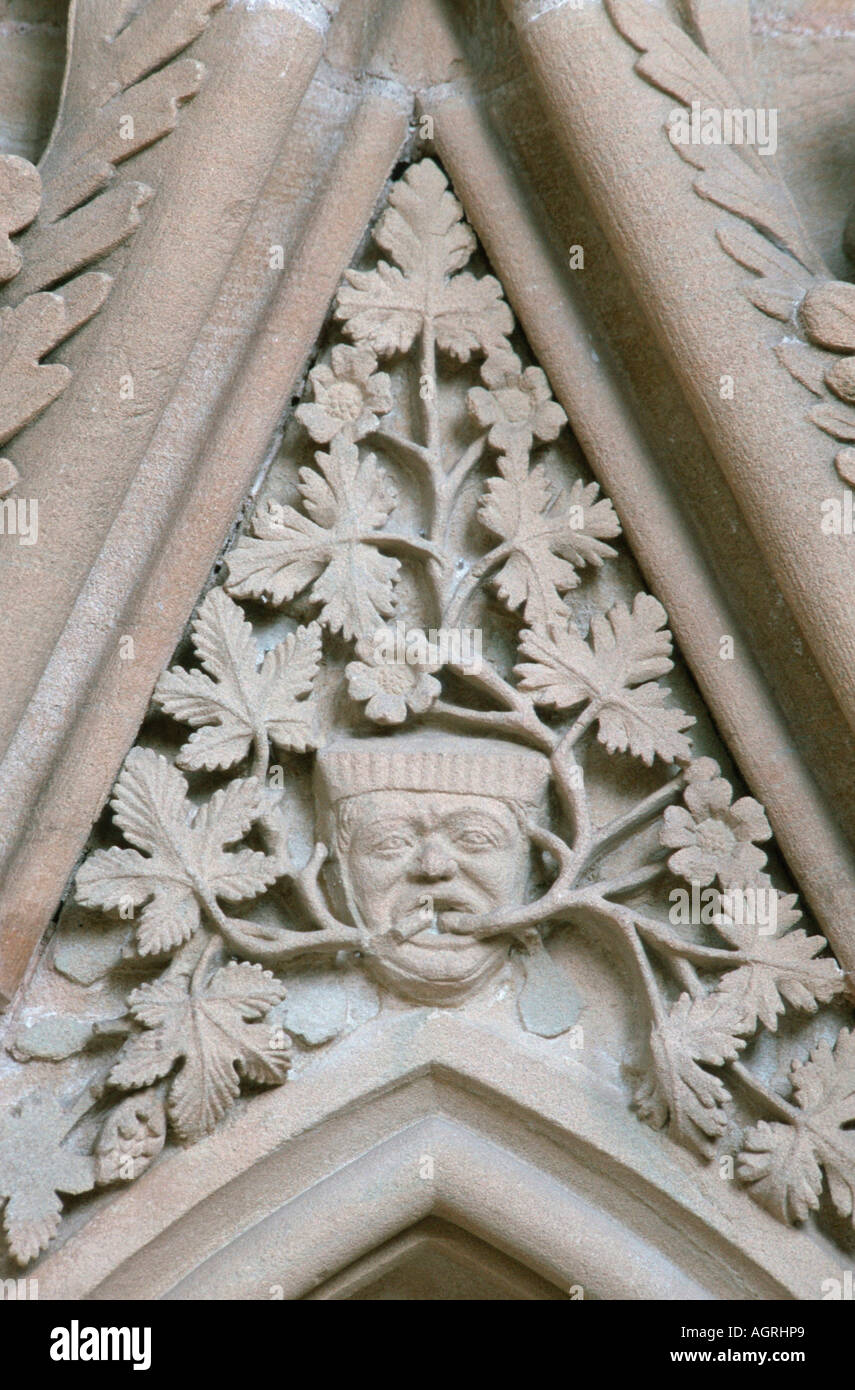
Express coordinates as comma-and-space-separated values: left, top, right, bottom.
335, 789, 531, 1003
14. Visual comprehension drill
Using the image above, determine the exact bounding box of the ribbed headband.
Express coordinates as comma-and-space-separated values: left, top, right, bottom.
315, 736, 550, 807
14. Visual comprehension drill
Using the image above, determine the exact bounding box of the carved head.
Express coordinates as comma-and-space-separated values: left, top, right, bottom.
314, 735, 549, 1003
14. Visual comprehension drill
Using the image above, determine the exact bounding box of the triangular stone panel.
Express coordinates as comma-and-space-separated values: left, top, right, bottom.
1, 157, 853, 1291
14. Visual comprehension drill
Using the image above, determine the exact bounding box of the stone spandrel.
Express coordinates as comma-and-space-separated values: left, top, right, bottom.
1, 157, 852, 1279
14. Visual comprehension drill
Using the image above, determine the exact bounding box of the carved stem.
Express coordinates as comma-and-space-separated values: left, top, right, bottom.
371, 428, 434, 475
447, 659, 557, 749
441, 542, 510, 628
429, 699, 554, 751
669, 956, 799, 1122
421, 318, 441, 463
190, 928, 221, 992
579, 772, 686, 874
250, 729, 269, 782
563, 700, 600, 748
362, 531, 447, 567
575, 893, 668, 1027
291, 841, 361, 940
631, 912, 753, 968
729, 1063, 800, 1122
433, 433, 488, 549
593, 861, 667, 897
550, 737, 591, 860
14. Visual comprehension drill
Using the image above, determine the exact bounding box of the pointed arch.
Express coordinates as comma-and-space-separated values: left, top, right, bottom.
32, 1015, 840, 1300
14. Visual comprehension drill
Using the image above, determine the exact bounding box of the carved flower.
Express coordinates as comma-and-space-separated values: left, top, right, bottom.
296, 344, 392, 443
660, 758, 771, 888
346, 636, 441, 725
467, 350, 566, 456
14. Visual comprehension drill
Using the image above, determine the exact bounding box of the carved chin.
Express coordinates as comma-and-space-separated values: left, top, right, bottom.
364, 936, 507, 1004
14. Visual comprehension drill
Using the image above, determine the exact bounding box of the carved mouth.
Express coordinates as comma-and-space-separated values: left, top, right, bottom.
390, 896, 484, 950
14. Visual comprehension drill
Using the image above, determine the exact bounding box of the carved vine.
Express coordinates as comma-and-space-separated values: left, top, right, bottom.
606, 0, 855, 483
0, 0, 223, 498
2, 158, 852, 1267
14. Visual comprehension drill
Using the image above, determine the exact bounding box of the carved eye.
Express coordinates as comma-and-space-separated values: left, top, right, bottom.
371, 833, 412, 854
455, 829, 494, 850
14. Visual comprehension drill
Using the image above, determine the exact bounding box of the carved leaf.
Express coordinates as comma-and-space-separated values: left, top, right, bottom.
738, 1031, 855, 1225
95, 1089, 167, 1185
677, 138, 814, 270
154, 588, 322, 770
800, 282, 855, 354
716, 224, 815, 329
109, 962, 290, 1143
608, 0, 738, 112
0, 277, 111, 446
335, 158, 512, 361
736, 1120, 823, 1224
635, 990, 747, 1155
775, 341, 828, 396
0, 154, 41, 281
75, 749, 277, 955
3, 0, 223, 306
810, 401, 855, 442
226, 436, 400, 642
606, 0, 815, 268
715, 911, 844, 1032
479, 466, 621, 626
682, 0, 754, 98
0, 1094, 94, 1265
516, 593, 694, 764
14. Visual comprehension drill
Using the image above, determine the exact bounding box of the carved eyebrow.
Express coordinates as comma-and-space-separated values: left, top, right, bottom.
440, 810, 510, 834
353, 817, 416, 841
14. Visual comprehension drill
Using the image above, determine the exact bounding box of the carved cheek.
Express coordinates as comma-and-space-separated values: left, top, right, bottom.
357, 848, 412, 894
348, 851, 383, 900
462, 849, 512, 898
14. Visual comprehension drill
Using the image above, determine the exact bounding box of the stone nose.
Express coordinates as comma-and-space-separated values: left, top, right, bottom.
413, 839, 457, 881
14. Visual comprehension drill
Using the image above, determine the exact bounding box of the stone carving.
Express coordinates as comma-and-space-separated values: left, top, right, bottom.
605, 0, 855, 479
313, 734, 549, 1003
0, 0, 221, 498
3, 155, 854, 1268
0, 1093, 94, 1265
0, 149, 104, 499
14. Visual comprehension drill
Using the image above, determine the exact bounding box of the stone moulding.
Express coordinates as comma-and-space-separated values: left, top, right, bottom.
26, 1015, 845, 1301
0, 0, 411, 1006
0, 0, 854, 1299
0, 0, 224, 497
506, 0, 855, 760
604, 0, 855, 474
2, 155, 853, 1278
0, 0, 853, 1015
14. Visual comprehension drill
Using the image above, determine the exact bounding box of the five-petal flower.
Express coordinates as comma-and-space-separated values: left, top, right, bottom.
296, 344, 393, 443
660, 758, 772, 888
467, 349, 566, 456
346, 635, 441, 725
